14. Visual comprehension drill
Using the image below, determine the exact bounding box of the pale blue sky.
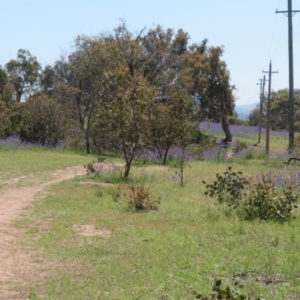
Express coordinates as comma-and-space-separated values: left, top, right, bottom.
1, 0, 300, 106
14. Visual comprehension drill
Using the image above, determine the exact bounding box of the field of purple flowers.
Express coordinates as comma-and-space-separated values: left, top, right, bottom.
137, 122, 290, 163
199, 121, 289, 138
0, 122, 291, 163
0, 135, 63, 148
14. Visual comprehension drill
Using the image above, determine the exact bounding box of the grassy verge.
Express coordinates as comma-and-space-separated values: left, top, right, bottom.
14, 159, 300, 299
0, 147, 100, 180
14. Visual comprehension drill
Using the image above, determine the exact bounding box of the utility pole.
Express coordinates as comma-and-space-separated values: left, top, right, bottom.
276, 0, 300, 155
263, 61, 278, 154
257, 76, 267, 144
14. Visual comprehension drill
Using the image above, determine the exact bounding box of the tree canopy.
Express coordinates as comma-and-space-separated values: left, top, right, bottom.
0, 22, 238, 178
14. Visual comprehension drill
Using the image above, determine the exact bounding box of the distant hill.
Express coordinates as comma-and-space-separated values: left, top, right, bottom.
235, 102, 258, 120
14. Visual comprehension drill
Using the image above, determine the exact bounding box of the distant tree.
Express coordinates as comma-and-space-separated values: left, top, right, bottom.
53, 36, 122, 154
114, 21, 146, 77
5, 49, 41, 102
0, 100, 13, 137
40, 65, 55, 94
0, 67, 7, 96
248, 106, 260, 126
141, 25, 189, 91
19, 94, 72, 146
146, 91, 194, 165
187, 42, 235, 141
228, 111, 246, 125
0, 67, 14, 103
269, 89, 292, 131
248, 89, 300, 131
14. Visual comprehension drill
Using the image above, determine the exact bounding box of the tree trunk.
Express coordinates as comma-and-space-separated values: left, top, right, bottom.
123, 156, 134, 179
221, 114, 232, 142
123, 163, 131, 179
17, 90, 22, 102
162, 148, 170, 165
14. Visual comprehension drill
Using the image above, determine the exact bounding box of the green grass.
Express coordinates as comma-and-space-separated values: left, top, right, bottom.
12, 155, 300, 300
0, 147, 98, 180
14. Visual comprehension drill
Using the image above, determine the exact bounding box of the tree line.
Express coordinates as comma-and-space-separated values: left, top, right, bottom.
248, 89, 300, 131
0, 22, 236, 178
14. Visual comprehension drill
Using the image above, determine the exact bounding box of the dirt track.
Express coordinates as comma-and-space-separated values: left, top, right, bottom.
0, 165, 86, 299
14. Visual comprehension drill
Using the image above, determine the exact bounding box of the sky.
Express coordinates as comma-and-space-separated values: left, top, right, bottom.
1, 0, 300, 106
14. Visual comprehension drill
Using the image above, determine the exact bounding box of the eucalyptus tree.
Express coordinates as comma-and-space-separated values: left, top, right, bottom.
40, 65, 55, 94
141, 26, 190, 94
0, 100, 13, 137
268, 89, 300, 131
0, 67, 15, 103
186, 42, 235, 141
0, 67, 7, 97
93, 69, 156, 178
113, 21, 148, 77
248, 106, 260, 126
5, 49, 41, 102
53, 36, 121, 153
140, 26, 195, 161
146, 90, 194, 165
19, 94, 72, 146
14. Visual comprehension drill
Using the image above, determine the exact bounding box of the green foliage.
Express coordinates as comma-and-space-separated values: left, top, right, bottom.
203, 166, 249, 206
248, 89, 300, 131
242, 175, 299, 223
19, 94, 73, 146
197, 279, 247, 300
204, 167, 299, 223
189, 44, 235, 141
113, 184, 160, 211
94, 70, 156, 178
5, 49, 41, 102
0, 100, 13, 138
146, 91, 194, 165
248, 106, 260, 127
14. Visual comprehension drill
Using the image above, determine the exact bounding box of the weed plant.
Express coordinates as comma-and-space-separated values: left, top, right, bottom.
196, 279, 248, 300
113, 183, 161, 211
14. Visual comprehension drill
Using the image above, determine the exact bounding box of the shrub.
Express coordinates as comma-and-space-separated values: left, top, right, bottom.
195, 279, 247, 300
203, 167, 299, 222
242, 173, 299, 222
203, 166, 249, 207
113, 184, 160, 211
233, 140, 247, 153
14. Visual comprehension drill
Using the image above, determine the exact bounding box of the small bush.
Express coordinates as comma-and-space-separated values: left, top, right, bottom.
233, 140, 247, 153
242, 174, 299, 223
113, 184, 160, 211
195, 279, 247, 300
203, 166, 249, 207
203, 167, 299, 222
